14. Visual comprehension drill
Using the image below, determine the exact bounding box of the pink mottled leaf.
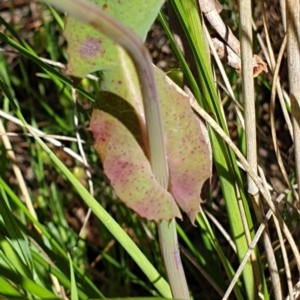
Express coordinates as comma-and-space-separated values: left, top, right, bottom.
89, 91, 182, 222
156, 68, 212, 223
65, 0, 212, 223
89, 52, 211, 222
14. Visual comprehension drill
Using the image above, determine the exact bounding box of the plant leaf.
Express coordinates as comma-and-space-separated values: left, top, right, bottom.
90, 104, 182, 221
89, 48, 211, 222
64, 0, 164, 77
89, 50, 181, 221
66, 0, 212, 223
156, 68, 212, 223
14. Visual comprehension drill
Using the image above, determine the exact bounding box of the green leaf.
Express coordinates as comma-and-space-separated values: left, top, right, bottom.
64, 0, 164, 77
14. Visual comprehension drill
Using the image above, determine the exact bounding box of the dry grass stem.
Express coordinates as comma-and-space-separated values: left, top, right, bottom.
286, 0, 300, 202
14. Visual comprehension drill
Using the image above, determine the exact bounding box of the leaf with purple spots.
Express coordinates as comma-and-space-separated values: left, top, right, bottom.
64, 0, 164, 77
89, 49, 211, 222
156, 68, 212, 223
90, 90, 182, 222
65, 0, 212, 223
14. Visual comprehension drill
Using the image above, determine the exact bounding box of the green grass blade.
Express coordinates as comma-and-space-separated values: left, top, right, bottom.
28, 132, 172, 297
47, 5, 65, 30
0, 77, 171, 297
31, 250, 89, 299
0, 188, 34, 279
68, 253, 79, 300
0, 33, 95, 102
0, 178, 104, 299
168, 1, 266, 298
0, 264, 58, 299
0, 276, 23, 297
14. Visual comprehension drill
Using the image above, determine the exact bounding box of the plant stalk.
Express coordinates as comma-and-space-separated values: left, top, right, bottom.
238, 0, 281, 298
286, 0, 300, 201
40, 0, 189, 297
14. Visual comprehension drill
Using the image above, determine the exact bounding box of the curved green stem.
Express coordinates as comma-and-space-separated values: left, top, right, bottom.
39, 0, 189, 298
158, 220, 189, 299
